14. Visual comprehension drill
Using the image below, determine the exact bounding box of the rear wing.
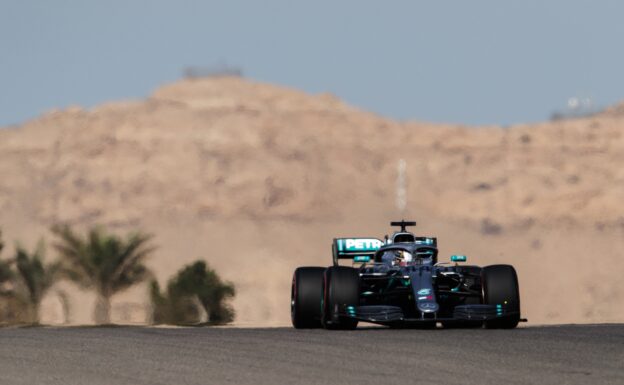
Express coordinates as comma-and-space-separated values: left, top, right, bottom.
332, 238, 384, 266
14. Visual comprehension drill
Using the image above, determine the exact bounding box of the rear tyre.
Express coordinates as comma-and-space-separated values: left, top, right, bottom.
291, 267, 325, 329
322, 266, 359, 330
482, 264, 520, 329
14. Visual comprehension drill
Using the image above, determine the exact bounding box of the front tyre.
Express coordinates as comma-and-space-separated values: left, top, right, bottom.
482, 264, 520, 329
322, 266, 359, 330
291, 267, 325, 329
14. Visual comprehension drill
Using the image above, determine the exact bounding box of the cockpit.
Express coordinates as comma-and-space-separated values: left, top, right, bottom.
375, 242, 438, 266
391, 232, 415, 243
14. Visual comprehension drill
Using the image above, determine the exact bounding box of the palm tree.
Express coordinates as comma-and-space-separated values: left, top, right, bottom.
0, 229, 13, 297
0, 260, 10, 294
14, 241, 61, 323
0, 230, 8, 289
52, 225, 154, 324
0, 230, 23, 324
176, 261, 235, 324
0, 230, 13, 298
150, 260, 235, 325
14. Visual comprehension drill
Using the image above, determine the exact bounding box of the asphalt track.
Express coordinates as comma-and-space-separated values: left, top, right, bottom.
0, 324, 622, 385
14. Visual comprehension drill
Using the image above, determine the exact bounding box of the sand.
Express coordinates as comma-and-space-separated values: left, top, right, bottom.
0, 77, 622, 325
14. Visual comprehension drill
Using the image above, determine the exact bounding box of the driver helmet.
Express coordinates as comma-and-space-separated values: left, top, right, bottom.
394, 250, 414, 266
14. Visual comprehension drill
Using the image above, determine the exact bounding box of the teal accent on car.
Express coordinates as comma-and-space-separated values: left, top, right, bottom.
353, 256, 371, 263
451, 255, 467, 262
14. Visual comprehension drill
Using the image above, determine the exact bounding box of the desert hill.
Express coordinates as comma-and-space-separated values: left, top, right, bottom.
0, 77, 623, 325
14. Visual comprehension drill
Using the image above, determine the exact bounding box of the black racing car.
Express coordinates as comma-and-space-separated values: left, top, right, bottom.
291, 220, 525, 329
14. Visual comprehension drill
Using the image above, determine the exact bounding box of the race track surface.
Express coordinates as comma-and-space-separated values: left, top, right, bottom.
0, 324, 622, 385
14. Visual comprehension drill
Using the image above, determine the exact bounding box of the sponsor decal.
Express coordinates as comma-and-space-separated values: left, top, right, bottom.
418, 302, 439, 312
344, 238, 383, 251
418, 296, 427, 300
417, 288, 431, 295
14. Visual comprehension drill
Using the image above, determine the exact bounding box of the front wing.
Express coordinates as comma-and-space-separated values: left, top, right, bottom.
339, 304, 524, 325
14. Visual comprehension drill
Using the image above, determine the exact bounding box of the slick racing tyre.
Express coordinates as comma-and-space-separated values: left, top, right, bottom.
322, 266, 359, 330
482, 264, 520, 329
291, 267, 325, 328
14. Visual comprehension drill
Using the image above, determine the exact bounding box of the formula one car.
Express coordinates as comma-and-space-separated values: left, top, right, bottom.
291, 220, 524, 329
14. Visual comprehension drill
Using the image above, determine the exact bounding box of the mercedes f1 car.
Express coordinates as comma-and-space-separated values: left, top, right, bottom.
291, 221, 525, 329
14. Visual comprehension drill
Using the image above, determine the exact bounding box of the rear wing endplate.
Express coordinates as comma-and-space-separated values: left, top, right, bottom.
332, 238, 384, 266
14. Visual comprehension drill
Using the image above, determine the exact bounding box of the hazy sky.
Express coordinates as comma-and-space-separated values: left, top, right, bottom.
2, 1, 623, 126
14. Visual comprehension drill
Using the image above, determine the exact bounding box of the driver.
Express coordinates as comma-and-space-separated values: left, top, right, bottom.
393, 250, 414, 267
